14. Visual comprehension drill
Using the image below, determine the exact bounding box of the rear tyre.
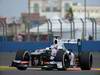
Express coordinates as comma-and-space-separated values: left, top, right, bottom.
79, 52, 93, 70
15, 50, 30, 70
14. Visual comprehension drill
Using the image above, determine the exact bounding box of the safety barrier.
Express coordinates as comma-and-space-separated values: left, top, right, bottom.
0, 41, 52, 52
64, 40, 100, 52
81, 40, 100, 51
64, 43, 78, 53
0, 40, 100, 52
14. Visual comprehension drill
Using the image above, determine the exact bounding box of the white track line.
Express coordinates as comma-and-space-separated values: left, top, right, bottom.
27, 67, 100, 71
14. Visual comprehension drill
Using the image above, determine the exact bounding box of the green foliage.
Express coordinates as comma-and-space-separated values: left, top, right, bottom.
65, 7, 74, 21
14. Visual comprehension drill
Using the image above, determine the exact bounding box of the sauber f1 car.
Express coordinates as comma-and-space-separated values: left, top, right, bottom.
11, 39, 93, 71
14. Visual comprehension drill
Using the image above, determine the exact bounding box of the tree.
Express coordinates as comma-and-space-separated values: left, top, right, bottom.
65, 7, 73, 22
65, 7, 74, 39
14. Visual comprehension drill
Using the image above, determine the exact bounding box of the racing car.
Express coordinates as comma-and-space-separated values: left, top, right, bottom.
11, 39, 93, 71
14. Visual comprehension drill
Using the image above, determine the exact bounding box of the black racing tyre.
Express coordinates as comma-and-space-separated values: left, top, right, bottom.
15, 50, 25, 60
57, 68, 65, 71
63, 53, 70, 69
17, 67, 27, 70
15, 50, 30, 61
79, 51, 93, 70
15, 50, 30, 70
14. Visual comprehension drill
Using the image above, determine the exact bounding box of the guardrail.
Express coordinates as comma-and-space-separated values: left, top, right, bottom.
0, 40, 100, 52
0, 41, 52, 52
64, 40, 100, 52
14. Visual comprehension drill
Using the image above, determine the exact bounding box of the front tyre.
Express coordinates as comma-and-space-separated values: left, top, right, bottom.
17, 67, 27, 70
15, 50, 30, 70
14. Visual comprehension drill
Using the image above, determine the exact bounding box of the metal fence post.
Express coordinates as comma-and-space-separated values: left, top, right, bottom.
27, 21, 30, 41
80, 18, 85, 40
69, 21, 73, 39
93, 18, 97, 40
48, 19, 53, 41
27, 0, 31, 41
89, 18, 94, 39
0, 21, 5, 41
58, 19, 62, 38
37, 23, 39, 41
84, 0, 87, 38
47, 19, 50, 41
72, 20, 75, 39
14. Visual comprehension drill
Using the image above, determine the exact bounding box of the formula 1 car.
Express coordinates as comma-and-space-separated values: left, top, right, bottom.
11, 39, 93, 71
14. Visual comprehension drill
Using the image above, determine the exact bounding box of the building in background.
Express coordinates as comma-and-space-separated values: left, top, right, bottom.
21, 13, 46, 28
0, 0, 100, 41
29, 0, 100, 19
29, 0, 72, 18
72, 4, 100, 18
28, 0, 100, 40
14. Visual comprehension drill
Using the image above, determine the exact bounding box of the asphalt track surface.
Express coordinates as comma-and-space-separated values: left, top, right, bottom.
0, 52, 100, 75
0, 69, 100, 75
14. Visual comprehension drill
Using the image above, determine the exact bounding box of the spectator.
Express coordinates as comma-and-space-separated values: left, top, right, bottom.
13, 34, 23, 42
